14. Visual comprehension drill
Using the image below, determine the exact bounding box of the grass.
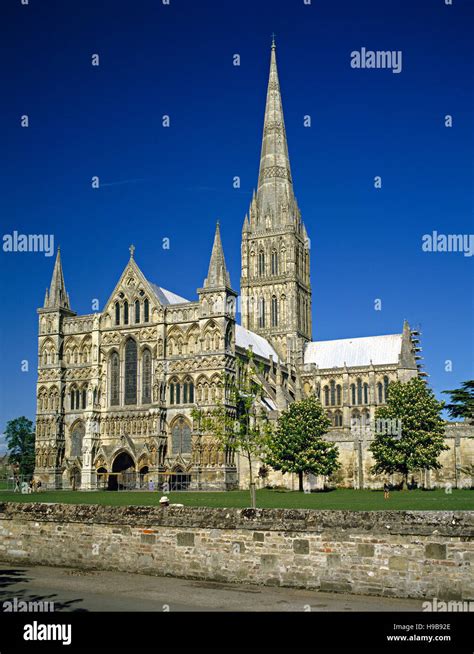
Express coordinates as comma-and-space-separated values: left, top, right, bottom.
0, 488, 472, 511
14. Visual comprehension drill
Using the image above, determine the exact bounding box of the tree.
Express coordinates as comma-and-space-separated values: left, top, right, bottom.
370, 377, 447, 488
193, 353, 271, 508
266, 396, 339, 492
442, 381, 474, 425
4, 417, 35, 478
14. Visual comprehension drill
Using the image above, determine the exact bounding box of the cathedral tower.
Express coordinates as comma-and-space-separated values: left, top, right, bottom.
36, 249, 75, 487
240, 40, 312, 362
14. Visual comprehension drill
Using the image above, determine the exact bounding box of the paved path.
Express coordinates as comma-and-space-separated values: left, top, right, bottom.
0, 563, 423, 612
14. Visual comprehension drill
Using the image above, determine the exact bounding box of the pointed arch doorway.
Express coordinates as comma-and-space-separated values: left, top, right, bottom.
108, 451, 135, 490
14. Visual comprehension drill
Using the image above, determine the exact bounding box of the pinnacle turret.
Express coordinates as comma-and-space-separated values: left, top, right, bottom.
44, 248, 70, 310
204, 222, 231, 288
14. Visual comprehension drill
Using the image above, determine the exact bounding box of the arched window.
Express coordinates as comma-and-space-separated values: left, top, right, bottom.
70, 388, 75, 410
135, 300, 140, 324
330, 380, 336, 406
82, 388, 87, 409
377, 382, 383, 403
115, 302, 120, 326
110, 352, 120, 406
70, 422, 85, 459
123, 301, 129, 325
124, 339, 137, 405
384, 376, 390, 401
172, 419, 192, 455
363, 383, 369, 405
144, 298, 149, 322
175, 382, 181, 405
335, 411, 343, 427
142, 349, 152, 404
271, 296, 278, 327
182, 378, 194, 404
271, 250, 278, 275
75, 389, 80, 410
258, 298, 265, 328
170, 382, 175, 405
324, 385, 330, 406
336, 384, 342, 406
357, 378, 363, 405
258, 251, 265, 276
351, 384, 356, 405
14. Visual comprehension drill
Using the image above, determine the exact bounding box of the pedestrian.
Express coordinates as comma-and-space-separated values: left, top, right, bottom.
159, 496, 170, 507
383, 480, 390, 500
148, 479, 155, 492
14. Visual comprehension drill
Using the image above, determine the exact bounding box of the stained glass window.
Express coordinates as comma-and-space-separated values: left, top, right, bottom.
124, 339, 137, 405
324, 385, 330, 406
172, 419, 192, 455
111, 352, 120, 406
357, 379, 363, 405
363, 383, 369, 405
384, 376, 389, 401
71, 422, 85, 458
330, 380, 336, 406
123, 301, 129, 325
377, 382, 383, 403
144, 299, 149, 322
142, 349, 152, 404
271, 250, 278, 275
135, 300, 140, 324
258, 298, 265, 328
271, 296, 278, 327
115, 302, 120, 326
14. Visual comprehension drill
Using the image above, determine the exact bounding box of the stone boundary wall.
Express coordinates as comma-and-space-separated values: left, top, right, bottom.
0, 503, 473, 601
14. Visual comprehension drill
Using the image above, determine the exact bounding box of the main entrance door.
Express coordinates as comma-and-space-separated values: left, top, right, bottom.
108, 452, 135, 490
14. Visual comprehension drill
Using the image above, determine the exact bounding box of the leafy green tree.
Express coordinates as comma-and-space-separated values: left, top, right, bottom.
193, 353, 271, 508
4, 417, 35, 477
370, 377, 447, 488
442, 381, 474, 425
267, 396, 339, 492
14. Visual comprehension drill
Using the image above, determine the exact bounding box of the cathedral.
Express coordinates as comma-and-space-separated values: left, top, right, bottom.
34, 42, 424, 491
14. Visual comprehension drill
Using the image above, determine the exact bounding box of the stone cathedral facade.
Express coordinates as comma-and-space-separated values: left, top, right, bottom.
36, 42, 459, 492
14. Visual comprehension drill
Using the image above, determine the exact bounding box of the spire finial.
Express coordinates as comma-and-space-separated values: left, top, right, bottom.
45, 247, 70, 310
271, 32, 276, 49
129, 244, 135, 259
203, 222, 230, 288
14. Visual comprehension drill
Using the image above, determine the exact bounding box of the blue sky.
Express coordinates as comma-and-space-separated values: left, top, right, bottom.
1, 0, 473, 434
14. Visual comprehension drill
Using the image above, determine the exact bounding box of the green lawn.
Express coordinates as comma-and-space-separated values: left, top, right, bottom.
0, 488, 472, 511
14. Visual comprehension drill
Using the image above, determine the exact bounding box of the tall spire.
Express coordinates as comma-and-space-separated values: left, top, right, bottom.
256, 40, 294, 225
204, 222, 230, 288
44, 248, 70, 309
